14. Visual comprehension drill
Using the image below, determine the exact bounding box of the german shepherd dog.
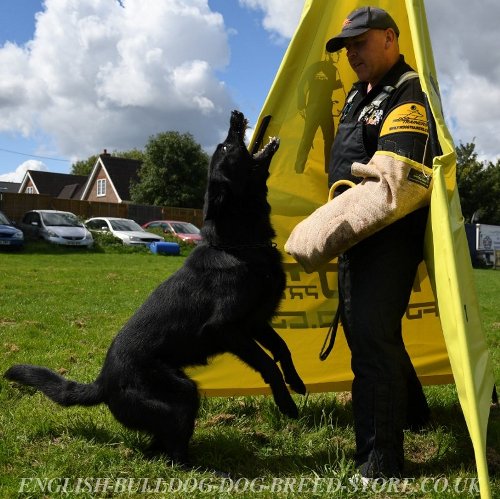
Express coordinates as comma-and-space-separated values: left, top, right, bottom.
5, 110, 306, 465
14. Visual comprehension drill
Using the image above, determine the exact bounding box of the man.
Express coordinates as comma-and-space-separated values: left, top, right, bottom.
285, 7, 433, 478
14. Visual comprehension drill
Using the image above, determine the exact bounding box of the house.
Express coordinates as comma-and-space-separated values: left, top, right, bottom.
16, 151, 142, 204
80, 150, 141, 203
18, 171, 87, 199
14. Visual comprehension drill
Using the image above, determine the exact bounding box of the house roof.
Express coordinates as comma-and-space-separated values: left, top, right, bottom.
0, 181, 20, 193
19, 171, 87, 198
99, 155, 141, 201
58, 183, 86, 199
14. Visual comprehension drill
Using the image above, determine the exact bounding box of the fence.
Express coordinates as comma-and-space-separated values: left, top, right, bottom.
0, 193, 204, 227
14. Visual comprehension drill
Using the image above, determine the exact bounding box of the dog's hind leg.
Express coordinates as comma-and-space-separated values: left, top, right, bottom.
107, 373, 199, 465
225, 335, 299, 418
254, 324, 306, 395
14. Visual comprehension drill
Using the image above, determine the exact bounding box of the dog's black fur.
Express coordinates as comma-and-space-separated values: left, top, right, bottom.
5, 110, 306, 465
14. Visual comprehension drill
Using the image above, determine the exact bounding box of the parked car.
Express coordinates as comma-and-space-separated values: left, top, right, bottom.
0, 210, 24, 248
85, 217, 164, 246
20, 210, 93, 247
142, 220, 202, 245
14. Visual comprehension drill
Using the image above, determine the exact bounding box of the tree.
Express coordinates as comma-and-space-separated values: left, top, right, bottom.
456, 141, 500, 225
113, 148, 145, 163
130, 131, 209, 209
479, 159, 500, 225
71, 155, 98, 176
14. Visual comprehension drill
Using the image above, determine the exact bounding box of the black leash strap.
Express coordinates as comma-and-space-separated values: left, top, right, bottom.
319, 305, 341, 361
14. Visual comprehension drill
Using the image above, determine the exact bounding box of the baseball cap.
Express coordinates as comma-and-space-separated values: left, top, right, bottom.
326, 6, 399, 53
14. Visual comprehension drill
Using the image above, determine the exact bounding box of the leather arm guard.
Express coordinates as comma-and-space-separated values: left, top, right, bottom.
284, 151, 433, 273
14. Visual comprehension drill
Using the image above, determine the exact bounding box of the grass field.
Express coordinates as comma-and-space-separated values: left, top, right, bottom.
0, 247, 498, 498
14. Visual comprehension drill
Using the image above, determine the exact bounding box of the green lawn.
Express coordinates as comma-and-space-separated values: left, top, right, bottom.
0, 248, 498, 498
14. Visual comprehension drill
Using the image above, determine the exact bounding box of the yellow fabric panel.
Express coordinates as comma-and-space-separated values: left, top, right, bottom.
406, 2, 494, 497
189, 259, 452, 395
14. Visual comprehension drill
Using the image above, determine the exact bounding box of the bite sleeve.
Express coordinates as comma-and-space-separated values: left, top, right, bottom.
284, 151, 433, 273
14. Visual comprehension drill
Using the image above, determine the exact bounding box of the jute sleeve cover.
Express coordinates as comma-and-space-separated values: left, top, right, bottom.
284, 151, 433, 273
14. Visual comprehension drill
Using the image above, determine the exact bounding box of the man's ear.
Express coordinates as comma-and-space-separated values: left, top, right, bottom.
385, 28, 396, 48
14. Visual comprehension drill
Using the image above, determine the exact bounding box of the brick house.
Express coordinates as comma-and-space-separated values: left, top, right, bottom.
80, 151, 141, 203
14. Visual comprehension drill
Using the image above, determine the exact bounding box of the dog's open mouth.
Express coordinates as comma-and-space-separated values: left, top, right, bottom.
227, 110, 279, 162
253, 136, 280, 160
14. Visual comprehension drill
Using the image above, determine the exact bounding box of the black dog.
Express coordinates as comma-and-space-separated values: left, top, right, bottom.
5, 110, 306, 465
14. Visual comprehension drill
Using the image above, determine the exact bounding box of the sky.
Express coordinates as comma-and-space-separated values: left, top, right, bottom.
0, 0, 499, 183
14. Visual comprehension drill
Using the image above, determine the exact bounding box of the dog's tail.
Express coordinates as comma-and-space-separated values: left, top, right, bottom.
4, 364, 104, 407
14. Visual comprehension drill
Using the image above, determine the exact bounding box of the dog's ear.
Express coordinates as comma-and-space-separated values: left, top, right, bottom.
203, 178, 225, 221
203, 145, 234, 220
203, 158, 226, 221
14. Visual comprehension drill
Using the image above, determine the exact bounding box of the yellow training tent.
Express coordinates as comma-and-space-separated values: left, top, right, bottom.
188, 1, 495, 496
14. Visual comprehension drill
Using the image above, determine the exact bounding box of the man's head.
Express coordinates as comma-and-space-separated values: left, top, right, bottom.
326, 7, 400, 87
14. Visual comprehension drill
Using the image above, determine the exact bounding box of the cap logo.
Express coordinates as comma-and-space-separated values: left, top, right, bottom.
342, 18, 352, 28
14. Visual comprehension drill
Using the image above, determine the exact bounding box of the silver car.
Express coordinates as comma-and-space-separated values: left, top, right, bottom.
20, 210, 93, 247
85, 217, 164, 245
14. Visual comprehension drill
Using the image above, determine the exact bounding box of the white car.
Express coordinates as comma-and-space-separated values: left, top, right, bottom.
20, 210, 93, 247
85, 217, 164, 246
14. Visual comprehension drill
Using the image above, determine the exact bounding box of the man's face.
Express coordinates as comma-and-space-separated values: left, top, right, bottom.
344, 29, 392, 85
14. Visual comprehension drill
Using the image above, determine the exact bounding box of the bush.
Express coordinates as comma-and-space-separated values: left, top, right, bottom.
90, 230, 123, 248
90, 230, 150, 254
91, 228, 194, 256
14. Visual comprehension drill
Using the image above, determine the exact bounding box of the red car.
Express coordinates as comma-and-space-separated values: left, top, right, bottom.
142, 220, 202, 245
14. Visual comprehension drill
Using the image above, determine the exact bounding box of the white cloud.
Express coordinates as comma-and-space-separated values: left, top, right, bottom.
0, 0, 235, 163
425, 0, 500, 160
242, 0, 500, 161
0, 160, 47, 183
238, 0, 303, 39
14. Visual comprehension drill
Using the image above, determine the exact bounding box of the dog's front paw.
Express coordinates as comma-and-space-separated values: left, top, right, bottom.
281, 401, 299, 419
281, 365, 307, 395
289, 377, 307, 396
275, 395, 299, 419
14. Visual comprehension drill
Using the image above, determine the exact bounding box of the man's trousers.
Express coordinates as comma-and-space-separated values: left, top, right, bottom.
337, 207, 430, 477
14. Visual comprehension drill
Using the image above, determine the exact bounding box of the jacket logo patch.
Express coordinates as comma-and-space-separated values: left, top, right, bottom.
358, 106, 384, 125
379, 103, 429, 137
407, 167, 432, 189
